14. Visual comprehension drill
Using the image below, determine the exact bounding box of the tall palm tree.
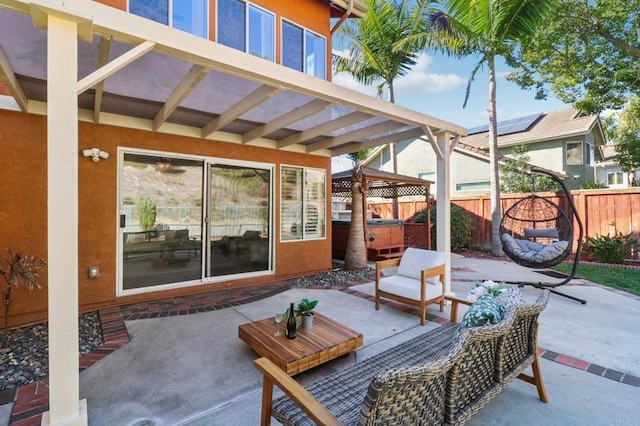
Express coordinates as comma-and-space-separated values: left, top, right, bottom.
343, 150, 371, 270
399, 0, 558, 256
334, 0, 432, 176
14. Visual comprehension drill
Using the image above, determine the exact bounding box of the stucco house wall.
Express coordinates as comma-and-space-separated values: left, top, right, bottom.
0, 109, 333, 327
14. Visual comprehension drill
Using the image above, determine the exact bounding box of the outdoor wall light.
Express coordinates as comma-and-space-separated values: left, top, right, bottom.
82, 147, 109, 162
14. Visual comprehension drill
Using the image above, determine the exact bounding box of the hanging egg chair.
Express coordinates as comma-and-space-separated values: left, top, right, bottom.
500, 192, 573, 269
498, 168, 585, 304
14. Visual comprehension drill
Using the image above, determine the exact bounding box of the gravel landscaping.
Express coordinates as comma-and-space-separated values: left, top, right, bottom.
0, 312, 103, 390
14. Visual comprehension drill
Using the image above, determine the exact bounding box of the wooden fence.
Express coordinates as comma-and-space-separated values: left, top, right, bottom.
368, 187, 640, 251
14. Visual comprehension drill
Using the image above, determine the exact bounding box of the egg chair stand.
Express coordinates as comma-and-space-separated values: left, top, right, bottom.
499, 168, 585, 304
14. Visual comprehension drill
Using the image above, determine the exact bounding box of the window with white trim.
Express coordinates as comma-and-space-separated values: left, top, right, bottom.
566, 141, 583, 165
607, 171, 624, 186
217, 0, 275, 62
281, 166, 326, 240
129, 0, 208, 38
282, 20, 326, 79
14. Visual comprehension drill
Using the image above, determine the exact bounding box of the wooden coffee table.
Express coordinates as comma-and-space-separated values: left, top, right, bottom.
238, 312, 363, 375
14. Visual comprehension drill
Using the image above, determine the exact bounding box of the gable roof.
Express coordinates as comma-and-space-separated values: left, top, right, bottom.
461, 108, 605, 149
455, 141, 566, 178
599, 144, 618, 162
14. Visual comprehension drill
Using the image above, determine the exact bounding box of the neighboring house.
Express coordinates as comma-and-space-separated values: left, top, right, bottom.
594, 144, 636, 188
365, 108, 607, 196
0, 1, 467, 421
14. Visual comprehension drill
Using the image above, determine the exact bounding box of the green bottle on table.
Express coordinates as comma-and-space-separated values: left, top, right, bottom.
286, 303, 297, 339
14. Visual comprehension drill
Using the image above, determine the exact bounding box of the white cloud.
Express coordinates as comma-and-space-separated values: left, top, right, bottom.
331, 72, 379, 98
395, 54, 466, 94
331, 51, 466, 99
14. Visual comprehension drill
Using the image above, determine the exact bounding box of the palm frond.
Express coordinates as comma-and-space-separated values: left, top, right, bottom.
463, 54, 487, 108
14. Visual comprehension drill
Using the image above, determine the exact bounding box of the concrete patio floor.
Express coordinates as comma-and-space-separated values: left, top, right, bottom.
1, 254, 639, 425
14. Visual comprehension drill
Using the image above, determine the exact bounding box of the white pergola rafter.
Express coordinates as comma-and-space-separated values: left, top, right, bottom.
77, 40, 156, 95
333, 127, 426, 156
153, 64, 212, 131
306, 120, 406, 153
241, 98, 331, 144
277, 111, 372, 149
93, 36, 111, 123
0, 45, 28, 111
202, 85, 281, 137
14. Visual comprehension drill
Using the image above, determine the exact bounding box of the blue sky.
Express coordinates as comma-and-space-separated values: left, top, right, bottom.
331, 51, 570, 172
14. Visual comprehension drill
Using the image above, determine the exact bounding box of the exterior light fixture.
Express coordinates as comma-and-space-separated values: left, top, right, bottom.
82, 148, 109, 162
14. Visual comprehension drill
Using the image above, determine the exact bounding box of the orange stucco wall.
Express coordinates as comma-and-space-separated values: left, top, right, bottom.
0, 109, 333, 328
0, 77, 10, 96
95, 0, 334, 81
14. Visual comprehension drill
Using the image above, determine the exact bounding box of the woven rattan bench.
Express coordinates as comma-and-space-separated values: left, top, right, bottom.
254, 290, 549, 425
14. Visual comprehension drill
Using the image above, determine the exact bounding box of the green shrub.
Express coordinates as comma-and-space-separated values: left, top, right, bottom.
137, 197, 157, 232
582, 232, 638, 264
581, 181, 607, 189
414, 204, 472, 251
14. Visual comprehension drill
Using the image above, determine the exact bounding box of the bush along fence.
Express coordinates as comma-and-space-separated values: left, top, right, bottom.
368, 187, 640, 262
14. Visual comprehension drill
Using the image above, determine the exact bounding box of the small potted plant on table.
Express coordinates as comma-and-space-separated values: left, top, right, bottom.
296, 298, 318, 329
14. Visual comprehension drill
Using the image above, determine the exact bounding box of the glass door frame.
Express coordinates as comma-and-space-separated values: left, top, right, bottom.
116, 147, 275, 296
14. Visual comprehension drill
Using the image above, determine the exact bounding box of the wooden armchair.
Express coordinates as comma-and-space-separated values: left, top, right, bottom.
375, 248, 448, 325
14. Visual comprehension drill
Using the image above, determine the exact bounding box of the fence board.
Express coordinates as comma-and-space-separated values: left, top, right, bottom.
366, 188, 640, 251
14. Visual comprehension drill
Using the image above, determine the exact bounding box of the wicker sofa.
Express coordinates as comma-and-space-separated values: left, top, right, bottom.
254, 290, 550, 426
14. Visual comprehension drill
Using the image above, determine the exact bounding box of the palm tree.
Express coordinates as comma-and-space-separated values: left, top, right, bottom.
343, 150, 371, 270
334, 0, 432, 177
399, 0, 558, 256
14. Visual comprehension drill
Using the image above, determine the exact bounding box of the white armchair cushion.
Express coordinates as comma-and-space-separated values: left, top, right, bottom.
397, 248, 447, 281
378, 275, 443, 301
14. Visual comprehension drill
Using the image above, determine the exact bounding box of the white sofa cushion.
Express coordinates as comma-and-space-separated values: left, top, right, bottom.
397, 248, 447, 281
378, 275, 443, 301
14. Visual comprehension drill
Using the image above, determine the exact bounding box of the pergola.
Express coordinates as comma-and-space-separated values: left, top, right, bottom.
0, 1, 466, 424
332, 166, 433, 253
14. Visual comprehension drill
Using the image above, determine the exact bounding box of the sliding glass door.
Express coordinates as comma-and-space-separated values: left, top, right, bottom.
207, 164, 271, 277
119, 151, 272, 294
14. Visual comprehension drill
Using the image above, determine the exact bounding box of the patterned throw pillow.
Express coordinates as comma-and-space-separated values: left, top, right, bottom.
495, 286, 525, 314
457, 294, 503, 335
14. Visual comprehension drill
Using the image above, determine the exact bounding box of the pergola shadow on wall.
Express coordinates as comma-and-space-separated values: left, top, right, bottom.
331, 167, 433, 259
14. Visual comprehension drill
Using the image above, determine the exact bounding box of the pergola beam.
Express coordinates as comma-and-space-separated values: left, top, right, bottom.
153, 64, 211, 131
93, 35, 111, 123
0, 45, 28, 111
332, 127, 425, 156
202, 85, 281, 137
77, 40, 156, 95
242, 99, 331, 144
306, 120, 406, 153
276, 111, 371, 149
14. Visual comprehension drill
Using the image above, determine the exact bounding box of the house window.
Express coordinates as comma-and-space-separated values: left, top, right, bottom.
129, 0, 208, 38
218, 0, 275, 62
282, 20, 326, 79
566, 141, 583, 165
456, 181, 490, 192
587, 143, 595, 166
607, 171, 624, 186
281, 166, 325, 241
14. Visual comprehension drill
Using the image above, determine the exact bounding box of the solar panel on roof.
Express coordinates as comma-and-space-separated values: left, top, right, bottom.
467, 112, 543, 136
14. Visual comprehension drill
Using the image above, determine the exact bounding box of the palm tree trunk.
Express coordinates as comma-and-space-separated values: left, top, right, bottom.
487, 55, 503, 256
389, 82, 399, 219
344, 163, 368, 269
